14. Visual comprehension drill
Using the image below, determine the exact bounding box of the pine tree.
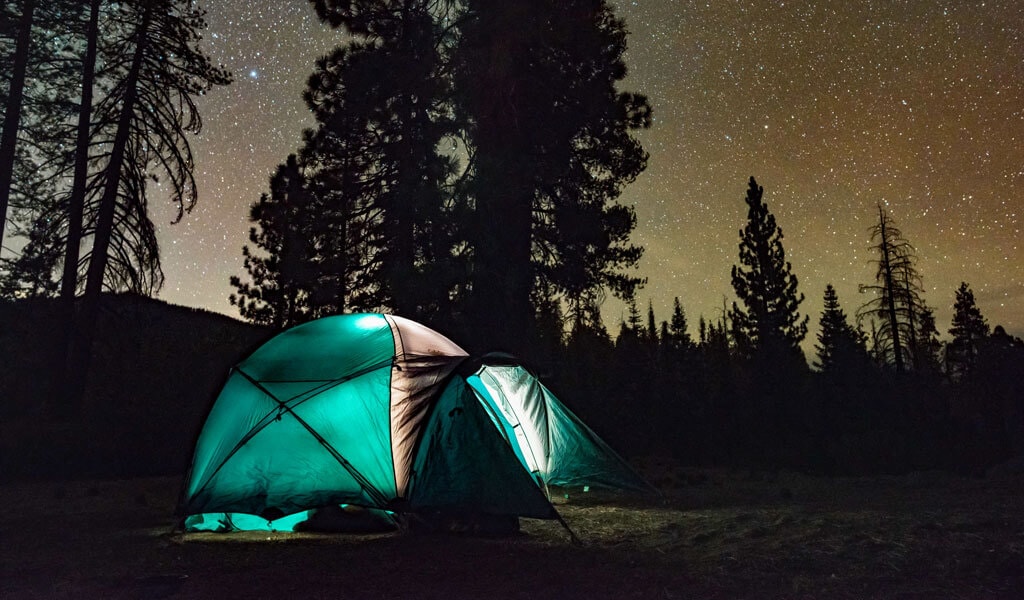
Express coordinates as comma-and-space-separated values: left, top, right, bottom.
59, 0, 101, 301
915, 305, 943, 374
625, 297, 643, 332
0, 2, 103, 403
659, 320, 670, 346
0, 0, 89, 293
0, 214, 61, 297
67, 0, 229, 416
729, 176, 808, 362
307, 0, 458, 325
666, 296, 693, 351
946, 282, 989, 381
230, 156, 318, 329
814, 284, 865, 372
81, 0, 229, 300
0, 0, 36, 255
645, 301, 658, 345
454, 0, 650, 354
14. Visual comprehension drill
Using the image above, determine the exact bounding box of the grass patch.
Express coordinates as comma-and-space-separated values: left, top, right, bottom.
3, 469, 1023, 598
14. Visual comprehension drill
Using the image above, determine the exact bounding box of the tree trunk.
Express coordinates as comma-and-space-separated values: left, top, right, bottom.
472, 134, 534, 356
0, 0, 37, 254
64, 6, 150, 418
53, 0, 101, 419
878, 206, 904, 372
464, 8, 535, 356
60, 0, 101, 300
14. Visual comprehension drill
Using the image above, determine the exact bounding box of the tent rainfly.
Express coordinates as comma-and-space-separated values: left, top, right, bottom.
178, 313, 650, 533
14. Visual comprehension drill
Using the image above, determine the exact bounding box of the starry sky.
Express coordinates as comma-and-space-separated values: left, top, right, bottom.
154, 0, 1024, 345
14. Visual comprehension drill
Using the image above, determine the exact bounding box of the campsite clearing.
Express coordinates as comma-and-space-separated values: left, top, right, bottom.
2, 468, 1022, 599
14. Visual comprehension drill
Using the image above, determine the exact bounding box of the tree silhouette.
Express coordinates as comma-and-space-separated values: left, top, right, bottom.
0, 0, 36, 255
81, 0, 229, 301
645, 301, 659, 345
814, 284, 866, 372
729, 176, 808, 362
59, 0, 101, 301
665, 297, 693, 352
230, 156, 318, 329
307, 0, 458, 325
453, 0, 649, 354
1, 1, 83, 267
946, 282, 989, 381
66, 0, 229, 416
915, 305, 943, 374
858, 204, 930, 372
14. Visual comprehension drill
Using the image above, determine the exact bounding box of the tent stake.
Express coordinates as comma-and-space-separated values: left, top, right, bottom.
553, 510, 582, 546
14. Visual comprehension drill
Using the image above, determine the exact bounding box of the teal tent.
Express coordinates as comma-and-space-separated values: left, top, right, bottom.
179, 313, 650, 532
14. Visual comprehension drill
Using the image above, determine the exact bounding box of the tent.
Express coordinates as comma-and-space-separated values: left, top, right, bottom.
178, 313, 650, 533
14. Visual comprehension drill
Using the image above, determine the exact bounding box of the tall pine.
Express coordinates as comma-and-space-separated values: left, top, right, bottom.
666, 297, 692, 351
453, 0, 649, 354
814, 284, 865, 372
946, 282, 989, 381
67, 0, 229, 416
307, 0, 457, 324
729, 176, 808, 362
230, 156, 317, 329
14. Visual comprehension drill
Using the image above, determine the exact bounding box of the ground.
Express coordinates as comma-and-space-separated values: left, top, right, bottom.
2, 465, 1023, 599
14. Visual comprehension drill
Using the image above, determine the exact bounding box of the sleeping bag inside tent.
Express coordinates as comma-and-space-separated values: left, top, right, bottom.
178, 313, 651, 532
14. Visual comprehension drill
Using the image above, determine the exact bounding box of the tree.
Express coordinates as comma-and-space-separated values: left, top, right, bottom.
915, 305, 943, 374
299, 45, 393, 319
65, 0, 229, 415
857, 204, 930, 372
453, 0, 650, 354
814, 284, 866, 372
0, 0, 36, 255
59, 0, 101, 300
230, 156, 317, 329
0, 0, 85, 287
946, 282, 989, 381
7, 1, 229, 303
729, 176, 808, 362
645, 301, 658, 345
0, 214, 61, 297
665, 296, 693, 352
307, 0, 458, 325
82, 0, 229, 301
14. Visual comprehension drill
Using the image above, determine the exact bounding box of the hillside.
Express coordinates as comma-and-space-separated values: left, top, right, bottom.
0, 293, 271, 481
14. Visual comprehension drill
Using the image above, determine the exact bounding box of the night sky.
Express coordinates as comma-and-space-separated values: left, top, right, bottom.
154, 1, 1024, 345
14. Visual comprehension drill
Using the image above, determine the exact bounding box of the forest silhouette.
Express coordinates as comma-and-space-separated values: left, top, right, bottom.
1, 0, 1022, 479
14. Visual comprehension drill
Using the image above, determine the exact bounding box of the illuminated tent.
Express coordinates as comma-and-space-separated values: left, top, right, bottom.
178, 313, 649, 532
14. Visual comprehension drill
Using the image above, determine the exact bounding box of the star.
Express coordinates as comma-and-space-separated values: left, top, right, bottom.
153, 1, 1024, 347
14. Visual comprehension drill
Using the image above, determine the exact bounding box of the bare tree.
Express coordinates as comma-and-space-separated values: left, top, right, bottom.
858, 204, 931, 372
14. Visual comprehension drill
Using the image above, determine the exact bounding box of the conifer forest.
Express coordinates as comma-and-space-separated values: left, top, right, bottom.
1, 0, 1022, 478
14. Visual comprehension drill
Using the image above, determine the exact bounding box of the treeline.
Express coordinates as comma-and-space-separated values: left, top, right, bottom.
225, 3, 1022, 474
5, 1, 1020, 475
0, 0, 229, 415
552, 179, 1024, 475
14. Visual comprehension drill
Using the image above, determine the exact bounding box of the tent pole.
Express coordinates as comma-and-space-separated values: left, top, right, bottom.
235, 369, 391, 508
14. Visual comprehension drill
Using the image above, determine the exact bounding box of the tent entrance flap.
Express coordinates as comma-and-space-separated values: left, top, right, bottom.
407, 378, 558, 520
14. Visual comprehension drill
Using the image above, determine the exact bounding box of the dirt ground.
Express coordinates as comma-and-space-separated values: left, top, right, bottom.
2, 466, 1023, 599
